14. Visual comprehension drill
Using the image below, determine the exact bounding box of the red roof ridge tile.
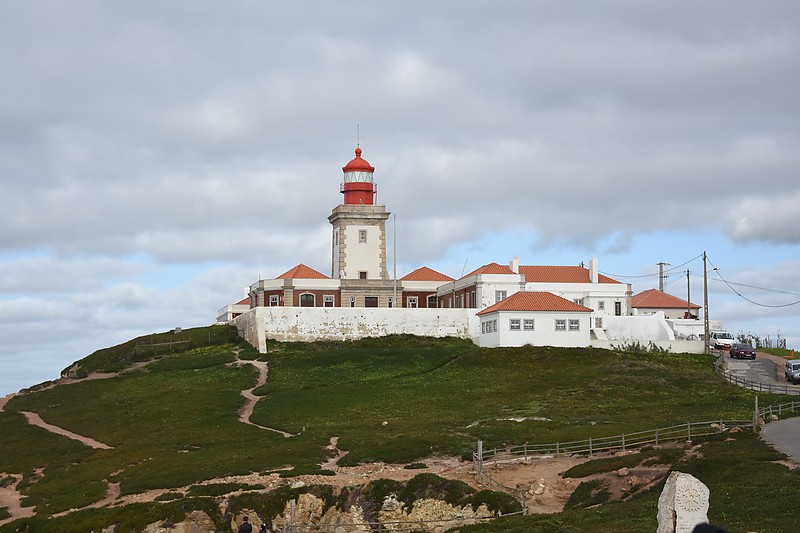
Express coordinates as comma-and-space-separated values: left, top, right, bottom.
477, 291, 593, 315
277, 263, 329, 280
401, 266, 454, 282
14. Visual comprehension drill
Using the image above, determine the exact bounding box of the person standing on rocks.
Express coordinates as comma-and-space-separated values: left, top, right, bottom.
237, 515, 253, 533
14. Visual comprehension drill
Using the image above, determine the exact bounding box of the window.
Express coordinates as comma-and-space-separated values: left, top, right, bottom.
614, 301, 622, 316
350, 296, 356, 308
510, 319, 521, 331
569, 319, 580, 331
427, 295, 437, 308
598, 301, 605, 311
471, 291, 476, 308
359, 271, 368, 280
492, 319, 498, 332
482, 321, 487, 334
324, 295, 334, 307
359, 229, 367, 243
269, 295, 279, 306
407, 297, 418, 308
594, 317, 603, 329
299, 294, 314, 307
495, 290, 507, 303
523, 319, 535, 331
365, 296, 378, 307
455, 295, 460, 308
555, 319, 566, 331
573, 298, 583, 305
387, 297, 393, 308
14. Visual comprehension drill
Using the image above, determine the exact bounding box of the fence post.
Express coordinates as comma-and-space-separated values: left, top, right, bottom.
524, 442, 528, 461
589, 437, 592, 456
556, 442, 560, 455
655, 428, 659, 446
477, 440, 483, 473
622, 433, 626, 452
753, 396, 759, 431
687, 422, 691, 442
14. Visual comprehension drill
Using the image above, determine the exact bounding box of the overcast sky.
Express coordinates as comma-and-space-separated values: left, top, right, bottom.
2, 1, 799, 396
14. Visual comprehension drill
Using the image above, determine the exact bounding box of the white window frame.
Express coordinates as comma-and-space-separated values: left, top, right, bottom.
569, 319, 580, 331
510, 319, 521, 331
555, 319, 566, 331
323, 295, 334, 307
387, 296, 393, 308
359, 229, 367, 243
523, 319, 535, 331
350, 296, 356, 307
407, 296, 418, 308
269, 295, 279, 306
495, 290, 507, 303
598, 301, 605, 311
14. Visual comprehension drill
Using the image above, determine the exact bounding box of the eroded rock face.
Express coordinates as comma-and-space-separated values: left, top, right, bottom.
144, 510, 217, 533
657, 471, 710, 533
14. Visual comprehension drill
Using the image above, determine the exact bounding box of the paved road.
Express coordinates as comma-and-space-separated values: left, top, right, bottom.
723, 353, 800, 460
725, 354, 781, 384
761, 417, 800, 462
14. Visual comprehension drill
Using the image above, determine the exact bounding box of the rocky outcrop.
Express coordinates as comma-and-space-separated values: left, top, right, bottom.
269, 492, 493, 532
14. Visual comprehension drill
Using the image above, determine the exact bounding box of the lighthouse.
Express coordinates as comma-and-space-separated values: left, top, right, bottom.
329, 146, 394, 307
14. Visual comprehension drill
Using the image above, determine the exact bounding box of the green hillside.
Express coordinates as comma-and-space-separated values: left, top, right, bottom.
1, 326, 798, 531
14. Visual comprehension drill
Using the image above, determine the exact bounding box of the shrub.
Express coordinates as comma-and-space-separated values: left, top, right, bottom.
564, 479, 611, 509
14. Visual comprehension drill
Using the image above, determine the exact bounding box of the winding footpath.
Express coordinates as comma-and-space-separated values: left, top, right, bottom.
19, 411, 113, 450
232, 350, 295, 438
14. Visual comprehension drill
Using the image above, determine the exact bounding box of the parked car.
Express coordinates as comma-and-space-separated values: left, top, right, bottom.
785, 361, 800, 384
709, 331, 735, 350
729, 343, 756, 359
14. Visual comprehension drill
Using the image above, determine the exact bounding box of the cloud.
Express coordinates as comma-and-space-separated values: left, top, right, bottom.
1, 0, 799, 394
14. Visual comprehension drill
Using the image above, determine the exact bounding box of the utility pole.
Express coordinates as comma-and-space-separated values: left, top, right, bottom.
703, 252, 710, 354
686, 269, 691, 319
657, 262, 670, 292
393, 213, 397, 307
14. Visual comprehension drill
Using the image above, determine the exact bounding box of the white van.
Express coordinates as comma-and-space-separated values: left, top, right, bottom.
709, 331, 735, 350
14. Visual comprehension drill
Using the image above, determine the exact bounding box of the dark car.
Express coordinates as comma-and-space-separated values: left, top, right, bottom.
730, 343, 756, 359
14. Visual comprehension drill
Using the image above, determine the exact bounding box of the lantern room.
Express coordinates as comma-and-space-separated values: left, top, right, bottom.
341, 147, 376, 205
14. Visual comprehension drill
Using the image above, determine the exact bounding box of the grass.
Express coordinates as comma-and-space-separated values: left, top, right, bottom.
561, 447, 684, 478
455, 430, 800, 532
1, 330, 797, 530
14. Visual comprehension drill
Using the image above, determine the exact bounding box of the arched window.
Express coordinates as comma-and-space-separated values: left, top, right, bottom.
299, 293, 315, 307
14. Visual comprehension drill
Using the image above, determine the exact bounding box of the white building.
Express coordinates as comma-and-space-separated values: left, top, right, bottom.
224, 146, 706, 354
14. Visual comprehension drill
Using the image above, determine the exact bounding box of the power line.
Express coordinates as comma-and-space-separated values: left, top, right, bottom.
600, 253, 704, 281
706, 256, 800, 308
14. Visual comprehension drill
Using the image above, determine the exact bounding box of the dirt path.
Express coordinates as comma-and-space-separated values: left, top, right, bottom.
20, 411, 113, 450
232, 351, 294, 438
0, 474, 36, 527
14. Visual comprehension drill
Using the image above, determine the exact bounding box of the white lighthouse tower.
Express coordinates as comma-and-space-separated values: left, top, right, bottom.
329, 147, 394, 307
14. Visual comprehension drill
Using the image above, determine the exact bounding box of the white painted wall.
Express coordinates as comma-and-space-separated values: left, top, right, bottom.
235, 307, 480, 351
527, 282, 629, 316
478, 310, 592, 348
602, 312, 676, 343
343, 224, 383, 279
667, 319, 706, 340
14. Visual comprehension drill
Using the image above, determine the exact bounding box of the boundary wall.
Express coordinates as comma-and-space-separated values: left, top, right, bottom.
235, 307, 479, 352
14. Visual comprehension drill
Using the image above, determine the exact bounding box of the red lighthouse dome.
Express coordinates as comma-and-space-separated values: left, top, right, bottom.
341, 147, 376, 205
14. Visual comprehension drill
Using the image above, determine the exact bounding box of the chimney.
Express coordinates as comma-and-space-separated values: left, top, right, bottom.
510, 256, 519, 274
589, 258, 599, 283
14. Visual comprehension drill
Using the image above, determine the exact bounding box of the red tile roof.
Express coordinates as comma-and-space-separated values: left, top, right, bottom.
477, 291, 593, 315
277, 263, 329, 280
632, 289, 699, 310
235, 296, 250, 305
401, 266, 454, 282
462, 262, 514, 279
519, 265, 620, 284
